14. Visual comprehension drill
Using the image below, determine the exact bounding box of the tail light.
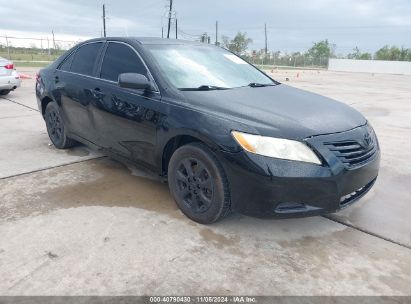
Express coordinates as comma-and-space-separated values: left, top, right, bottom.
36, 73, 41, 82
4, 63, 14, 70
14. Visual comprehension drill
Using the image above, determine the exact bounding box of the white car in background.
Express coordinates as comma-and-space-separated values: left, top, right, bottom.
0, 57, 21, 96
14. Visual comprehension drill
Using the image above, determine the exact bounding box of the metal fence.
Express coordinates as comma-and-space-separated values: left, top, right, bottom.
0, 35, 82, 65
246, 54, 329, 69
0, 34, 329, 69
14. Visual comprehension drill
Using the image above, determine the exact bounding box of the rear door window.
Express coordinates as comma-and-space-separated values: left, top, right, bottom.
71, 42, 103, 76
100, 42, 147, 82
59, 52, 74, 71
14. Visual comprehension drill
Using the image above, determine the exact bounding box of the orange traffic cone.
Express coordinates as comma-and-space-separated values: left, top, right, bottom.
19, 73, 32, 79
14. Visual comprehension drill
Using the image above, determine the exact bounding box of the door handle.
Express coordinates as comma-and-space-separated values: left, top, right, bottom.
92, 88, 104, 99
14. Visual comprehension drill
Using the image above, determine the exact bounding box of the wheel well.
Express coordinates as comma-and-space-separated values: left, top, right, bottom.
162, 135, 204, 176
41, 96, 53, 115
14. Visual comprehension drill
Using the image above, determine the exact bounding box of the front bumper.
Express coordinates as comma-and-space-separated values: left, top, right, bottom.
218, 127, 380, 218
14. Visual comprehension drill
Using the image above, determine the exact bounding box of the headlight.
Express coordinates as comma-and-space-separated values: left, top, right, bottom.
231, 131, 322, 165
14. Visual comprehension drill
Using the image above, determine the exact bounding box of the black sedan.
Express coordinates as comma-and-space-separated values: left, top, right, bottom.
36, 37, 380, 224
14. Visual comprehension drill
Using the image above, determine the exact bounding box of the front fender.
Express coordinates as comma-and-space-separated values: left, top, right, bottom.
154, 105, 245, 174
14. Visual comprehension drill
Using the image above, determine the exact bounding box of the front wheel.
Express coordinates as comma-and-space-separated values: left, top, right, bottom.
168, 142, 231, 224
45, 101, 76, 149
0, 90, 10, 96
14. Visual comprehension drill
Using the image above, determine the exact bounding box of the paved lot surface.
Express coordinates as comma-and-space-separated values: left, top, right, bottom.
0, 67, 410, 295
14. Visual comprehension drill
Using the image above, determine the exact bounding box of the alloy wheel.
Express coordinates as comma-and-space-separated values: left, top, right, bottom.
46, 109, 63, 144
175, 158, 214, 213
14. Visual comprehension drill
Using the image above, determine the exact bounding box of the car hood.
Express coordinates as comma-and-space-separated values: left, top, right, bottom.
181, 84, 366, 139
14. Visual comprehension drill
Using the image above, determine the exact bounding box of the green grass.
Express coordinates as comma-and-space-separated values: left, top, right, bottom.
15, 61, 51, 68
0, 50, 60, 68
0, 52, 62, 62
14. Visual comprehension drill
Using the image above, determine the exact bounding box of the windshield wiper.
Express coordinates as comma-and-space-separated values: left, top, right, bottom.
248, 82, 276, 88
179, 85, 229, 91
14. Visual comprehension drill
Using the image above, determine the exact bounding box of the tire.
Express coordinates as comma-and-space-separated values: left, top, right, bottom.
0, 90, 10, 96
44, 101, 76, 149
168, 142, 231, 224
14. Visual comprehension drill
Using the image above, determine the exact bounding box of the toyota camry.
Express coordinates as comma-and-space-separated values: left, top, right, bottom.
36, 37, 380, 224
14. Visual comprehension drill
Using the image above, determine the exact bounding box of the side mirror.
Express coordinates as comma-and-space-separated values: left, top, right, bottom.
118, 73, 153, 90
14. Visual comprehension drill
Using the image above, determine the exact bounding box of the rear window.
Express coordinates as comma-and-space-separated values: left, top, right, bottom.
71, 42, 103, 76
100, 43, 147, 82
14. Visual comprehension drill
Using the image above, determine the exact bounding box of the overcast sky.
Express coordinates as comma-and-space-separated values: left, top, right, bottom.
1, 0, 410, 54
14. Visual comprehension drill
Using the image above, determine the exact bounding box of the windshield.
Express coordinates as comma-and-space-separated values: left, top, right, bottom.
145, 44, 275, 89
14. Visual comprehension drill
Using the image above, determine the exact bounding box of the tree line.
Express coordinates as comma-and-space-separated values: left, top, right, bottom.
221, 32, 411, 63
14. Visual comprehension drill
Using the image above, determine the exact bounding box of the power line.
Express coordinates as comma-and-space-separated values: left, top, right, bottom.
0, 35, 80, 43
177, 29, 201, 37
137, 0, 164, 12
177, 28, 202, 40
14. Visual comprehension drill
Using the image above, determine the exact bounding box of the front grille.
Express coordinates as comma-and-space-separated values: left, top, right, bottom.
324, 129, 377, 168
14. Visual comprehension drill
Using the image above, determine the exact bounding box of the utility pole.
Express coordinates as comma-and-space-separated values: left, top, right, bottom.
162, 27, 164, 38
167, 0, 173, 38
264, 23, 268, 57
51, 30, 56, 53
175, 19, 178, 39
103, 4, 107, 37
215, 21, 218, 46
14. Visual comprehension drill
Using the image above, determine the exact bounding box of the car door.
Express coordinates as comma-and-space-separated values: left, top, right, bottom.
89, 41, 162, 169
55, 42, 104, 143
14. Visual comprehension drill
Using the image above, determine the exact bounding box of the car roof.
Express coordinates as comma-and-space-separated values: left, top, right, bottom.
134, 37, 204, 45
82, 37, 207, 46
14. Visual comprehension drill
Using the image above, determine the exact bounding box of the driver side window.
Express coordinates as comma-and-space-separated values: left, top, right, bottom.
100, 43, 147, 82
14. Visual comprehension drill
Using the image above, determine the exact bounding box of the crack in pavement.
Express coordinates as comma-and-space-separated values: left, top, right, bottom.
0, 157, 106, 181
0, 114, 39, 120
323, 215, 411, 251
7, 258, 51, 291
0, 96, 39, 112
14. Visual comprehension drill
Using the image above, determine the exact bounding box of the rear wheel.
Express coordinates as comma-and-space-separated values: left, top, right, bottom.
168, 142, 231, 224
0, 90, 10, 96
45, 101, 76, 149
